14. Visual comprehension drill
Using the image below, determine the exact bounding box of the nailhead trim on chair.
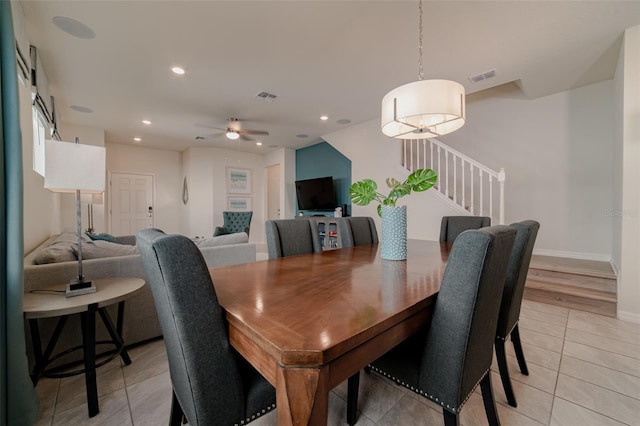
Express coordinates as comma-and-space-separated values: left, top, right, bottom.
235, 403, 276, 426
368, 365, 490, 414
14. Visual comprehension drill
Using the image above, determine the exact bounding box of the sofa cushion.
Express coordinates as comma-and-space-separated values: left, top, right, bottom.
80, 240, 140, 259
195, 232, 249, 248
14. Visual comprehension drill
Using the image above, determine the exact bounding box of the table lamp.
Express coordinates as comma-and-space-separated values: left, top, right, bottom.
45, 138, 106, 297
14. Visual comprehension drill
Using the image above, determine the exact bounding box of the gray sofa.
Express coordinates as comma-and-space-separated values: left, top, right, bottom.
23, 230, 256, 369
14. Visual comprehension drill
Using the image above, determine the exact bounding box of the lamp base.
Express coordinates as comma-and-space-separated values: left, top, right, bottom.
66, 280, 97, 298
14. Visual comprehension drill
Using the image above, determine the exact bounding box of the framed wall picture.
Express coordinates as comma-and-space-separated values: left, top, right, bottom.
227, 167, 252, 194
227, 196, 252, 212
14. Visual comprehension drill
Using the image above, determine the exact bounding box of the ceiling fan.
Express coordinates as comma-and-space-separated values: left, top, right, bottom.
200, 118, 269, 141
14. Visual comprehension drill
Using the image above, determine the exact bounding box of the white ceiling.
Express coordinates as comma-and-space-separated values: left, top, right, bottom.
19, 1, 640, 154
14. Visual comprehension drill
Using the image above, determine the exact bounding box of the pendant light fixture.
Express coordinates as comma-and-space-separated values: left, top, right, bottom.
381, 0, 465, 139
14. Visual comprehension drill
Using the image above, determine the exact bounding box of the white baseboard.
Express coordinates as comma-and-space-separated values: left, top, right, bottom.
617, 310, 640, 324
533, 249, 612, 263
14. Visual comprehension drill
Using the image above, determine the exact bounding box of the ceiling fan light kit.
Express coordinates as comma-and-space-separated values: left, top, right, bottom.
226, 130, 240, 140
382, 0, 465, 139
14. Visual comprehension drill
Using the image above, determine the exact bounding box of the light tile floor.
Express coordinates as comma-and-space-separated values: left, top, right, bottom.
33, 299, 640, 425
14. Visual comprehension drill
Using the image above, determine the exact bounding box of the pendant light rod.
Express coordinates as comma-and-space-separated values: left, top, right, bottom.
418, 0, 424, 81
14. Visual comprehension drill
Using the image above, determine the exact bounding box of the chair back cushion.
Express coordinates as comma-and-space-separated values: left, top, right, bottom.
136, 229, 245, 425
265, 219, 321, 258
420, 225, 515, 412
349, 217, 379, 246
496, 220, 540, 338
439, 216, 491, 243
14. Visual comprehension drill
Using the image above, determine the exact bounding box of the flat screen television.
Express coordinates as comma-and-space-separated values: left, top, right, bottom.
295, 176, 337, 211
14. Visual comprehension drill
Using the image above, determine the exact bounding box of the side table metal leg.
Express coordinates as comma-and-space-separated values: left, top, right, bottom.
81, 304, 99, 417
30, 316, 68, 385
98, 305, 131, 365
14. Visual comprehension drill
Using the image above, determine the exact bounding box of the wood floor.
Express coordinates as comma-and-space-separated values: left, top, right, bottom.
524, 255, 617, 318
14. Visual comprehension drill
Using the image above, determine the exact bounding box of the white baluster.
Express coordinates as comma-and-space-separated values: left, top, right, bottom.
437, 146, 442, 194
403, 140, 407, 169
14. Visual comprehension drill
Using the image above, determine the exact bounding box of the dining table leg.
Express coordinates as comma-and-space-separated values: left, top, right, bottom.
276, 365, 329, 426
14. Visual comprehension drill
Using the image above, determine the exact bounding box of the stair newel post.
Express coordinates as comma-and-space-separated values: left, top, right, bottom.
498, 168, 506, 224
489, 174, 494, 221
470, 162, 475, 214
479, 168, 484, 216
445, 151, 449, 198
453, 156, 457, 205
462, 159, 466, 210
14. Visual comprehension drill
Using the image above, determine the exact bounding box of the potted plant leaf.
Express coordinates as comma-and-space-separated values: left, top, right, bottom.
349, 168, 437, 260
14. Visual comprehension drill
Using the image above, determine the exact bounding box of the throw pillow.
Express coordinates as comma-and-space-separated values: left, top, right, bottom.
86, 232, 119, 243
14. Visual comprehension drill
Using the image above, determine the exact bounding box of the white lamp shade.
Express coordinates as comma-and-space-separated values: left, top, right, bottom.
381, 79, 466, 139
44, 140, 106, 193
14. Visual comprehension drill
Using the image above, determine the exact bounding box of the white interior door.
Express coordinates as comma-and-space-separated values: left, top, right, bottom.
109, 172, 154, 235
267, 164, 281, 220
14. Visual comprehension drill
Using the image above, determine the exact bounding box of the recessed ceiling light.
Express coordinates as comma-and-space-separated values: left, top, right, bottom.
171, 66, 185, 75
336, 119, 351, 125
70, 105, 93, 113
320, 115, 329, 121
52, 16, 95, 39
256, 142, 263, 146
296, 134, 309, 138
133, 137, 142, 142
141, 120, 152, 125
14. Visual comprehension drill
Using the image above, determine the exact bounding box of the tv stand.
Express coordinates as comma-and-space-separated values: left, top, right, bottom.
308, 217, 342, 250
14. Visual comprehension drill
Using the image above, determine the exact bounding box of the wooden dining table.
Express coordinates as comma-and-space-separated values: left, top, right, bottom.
209, 239, 451, 425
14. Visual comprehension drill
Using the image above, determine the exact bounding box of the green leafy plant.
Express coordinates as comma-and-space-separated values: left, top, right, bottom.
349, 168, 438, 216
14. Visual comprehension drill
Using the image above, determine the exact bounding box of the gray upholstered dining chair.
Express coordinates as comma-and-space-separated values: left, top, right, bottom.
338, 217, 379, 247
495, 220, 540, 408
214, 211, 253, 237
347, 225, 516, 426
265, 218, 322, 259
439, 215, 491, 243
136, 229, 275, 426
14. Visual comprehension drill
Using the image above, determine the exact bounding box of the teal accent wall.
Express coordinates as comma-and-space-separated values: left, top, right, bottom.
296, 141, 351, 216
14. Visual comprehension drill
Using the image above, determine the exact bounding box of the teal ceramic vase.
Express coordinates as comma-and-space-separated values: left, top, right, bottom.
381, 205, 407, 260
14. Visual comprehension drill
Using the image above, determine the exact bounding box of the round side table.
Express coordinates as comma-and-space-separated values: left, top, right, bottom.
24, 277, 146, 418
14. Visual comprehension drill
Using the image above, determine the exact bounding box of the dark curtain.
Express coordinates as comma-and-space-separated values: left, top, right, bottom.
1, 1, 40, 424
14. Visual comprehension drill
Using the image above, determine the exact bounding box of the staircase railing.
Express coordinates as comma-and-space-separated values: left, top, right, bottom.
402, 138, 506, 224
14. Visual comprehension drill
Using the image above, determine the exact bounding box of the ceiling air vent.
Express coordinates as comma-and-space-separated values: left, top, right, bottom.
255, 91, 278, 102
468, 69, 497, 84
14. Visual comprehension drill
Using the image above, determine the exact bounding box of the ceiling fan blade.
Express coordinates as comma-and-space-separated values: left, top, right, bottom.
195, 122, 227, 131
239, 134, 254, 142
239, 129, 269, 136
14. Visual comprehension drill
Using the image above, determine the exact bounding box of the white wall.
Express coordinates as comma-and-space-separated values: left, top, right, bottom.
323, 121, 461, 241
441, 81, 615, 260
615, 25, 640, 323
106, 143, 182, 234
182, 146, 266, 244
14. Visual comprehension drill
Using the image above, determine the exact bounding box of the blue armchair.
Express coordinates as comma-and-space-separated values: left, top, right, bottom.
213, 211, 252, 237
